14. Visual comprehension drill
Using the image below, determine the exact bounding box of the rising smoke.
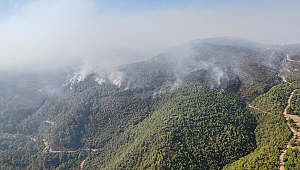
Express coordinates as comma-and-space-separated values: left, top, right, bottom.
1, 0, 300, 72
0, 0, 298, 94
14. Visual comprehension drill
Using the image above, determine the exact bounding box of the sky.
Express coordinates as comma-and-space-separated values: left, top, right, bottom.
0, 0, 300, 71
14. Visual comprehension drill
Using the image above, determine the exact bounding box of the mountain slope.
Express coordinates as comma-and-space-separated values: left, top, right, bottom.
1, 37, 300, 169
85, 86, 256, 169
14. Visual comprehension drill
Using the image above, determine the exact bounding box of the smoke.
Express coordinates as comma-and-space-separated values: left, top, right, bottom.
69, 63, 95, 83
172, 69, 183, 90
212, 66, 225, 86
0, 0, 147, 72
170, 42, 231, 89
0, 0, 298, 93
95, 77, 105, 85
66, 62, 126, 89
108, 71, 125, 88
1, 0, 300, 73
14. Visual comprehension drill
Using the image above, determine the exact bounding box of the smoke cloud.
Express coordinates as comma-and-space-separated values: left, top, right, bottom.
0, 0, 300, 72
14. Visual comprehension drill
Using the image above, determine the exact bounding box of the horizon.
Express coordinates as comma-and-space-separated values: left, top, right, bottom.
1, 0, 300, 70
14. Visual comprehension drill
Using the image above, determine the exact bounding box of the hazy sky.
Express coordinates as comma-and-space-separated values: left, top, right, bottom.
1, 0, 300, 70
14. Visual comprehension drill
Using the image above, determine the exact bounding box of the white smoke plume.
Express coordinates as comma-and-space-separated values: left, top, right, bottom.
95, 77, 106, 85
109, 71, 125, 88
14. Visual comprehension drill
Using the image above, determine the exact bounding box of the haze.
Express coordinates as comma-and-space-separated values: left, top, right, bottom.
1, 0, 300, 71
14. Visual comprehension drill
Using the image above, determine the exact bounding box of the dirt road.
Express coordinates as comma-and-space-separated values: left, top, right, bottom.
287, 54, 300, 63
80, 159, 87, 170
279, 89, 300, 170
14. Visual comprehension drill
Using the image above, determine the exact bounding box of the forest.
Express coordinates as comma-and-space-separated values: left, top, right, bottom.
1, 38, 300, 169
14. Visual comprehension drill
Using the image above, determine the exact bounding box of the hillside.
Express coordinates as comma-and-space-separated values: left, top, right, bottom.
1, 37, 300, 169
85, 87, 256, 169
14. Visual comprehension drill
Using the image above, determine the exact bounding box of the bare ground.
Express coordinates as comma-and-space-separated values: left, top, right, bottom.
80, 159, 87, 170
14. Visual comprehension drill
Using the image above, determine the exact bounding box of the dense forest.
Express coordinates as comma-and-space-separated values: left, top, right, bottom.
224, 83, 293, 170
1, 38, 300, 169
84, 86, 256, 169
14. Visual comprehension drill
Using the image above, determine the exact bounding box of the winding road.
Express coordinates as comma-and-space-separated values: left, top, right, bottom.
42, 121, 78, 153
278, 53, 300, 170
42, 138, 77, 153
278, 74, 290, 85
287, 54, 300, 63
41, 119, 99, 169
80, 159, 87, 170
45, 120, 54, 125
279, 89, 297, 170
248, 104, 273, 115
248, 88, 298, 170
